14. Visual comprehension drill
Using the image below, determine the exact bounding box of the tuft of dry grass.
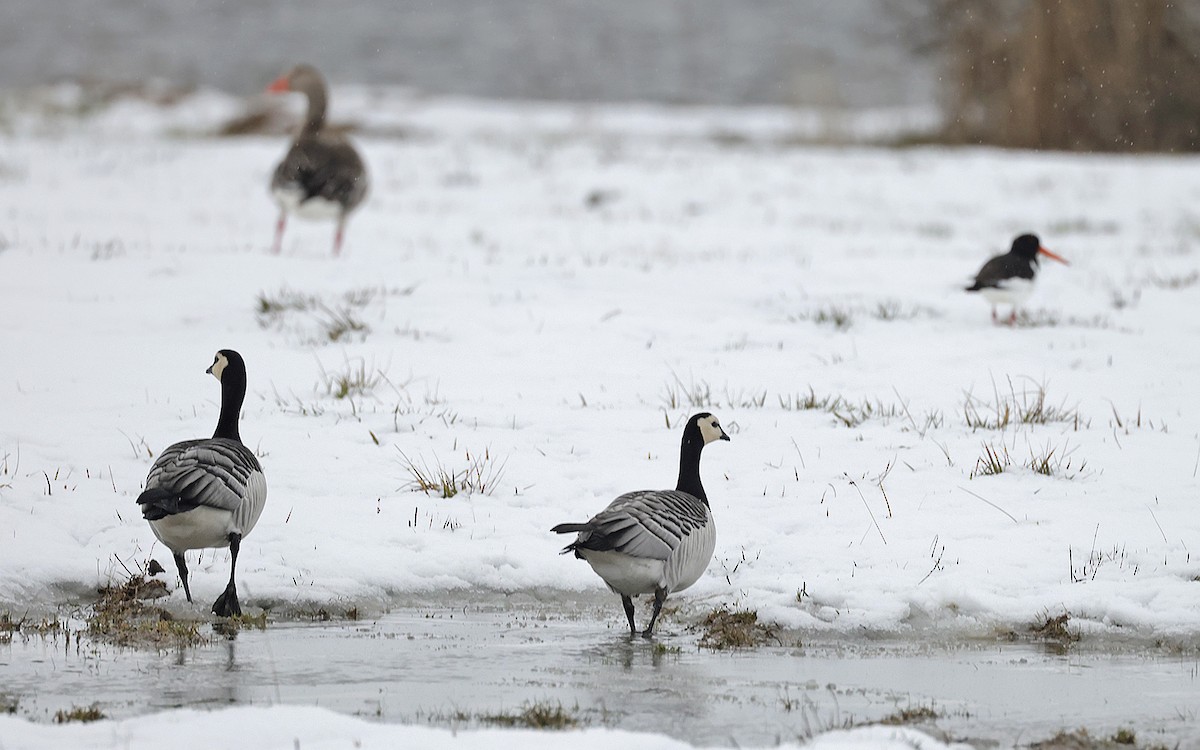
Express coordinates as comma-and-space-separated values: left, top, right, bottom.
414, 701, 586, 730
799, 304, 854, 330
256, 286, 406, 345
319, 357, 386, 400
778, 387, 901, 428
660, 373, 768, 412
54, 705, 105, 723
696, 607, 779, 650
478, 702, 583, 729
877, 704, 939, 726
970, 443, 1010, 478
963, 378, 1085, 431
971, 440, 1088, 479
1028, 441, 1088, 478
397, 448, 507, 498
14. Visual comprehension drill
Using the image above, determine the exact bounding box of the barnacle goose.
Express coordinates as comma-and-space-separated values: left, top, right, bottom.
552, 412, 729, 637
137, 350, 267, 617
267, 64, 368, 256
966, 233, 1069, 324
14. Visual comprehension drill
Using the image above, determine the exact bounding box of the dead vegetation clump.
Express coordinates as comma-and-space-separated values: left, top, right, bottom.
1029, 613, 1080, 644
87, 575, 209, 649
696, 607, 779, 650
54, 704, 105, 723
414, 701, 586, 730
0, 611, 63, 641
877, 704, 940, 726
1029, 727, 1170, 749
478, 701, 583, 730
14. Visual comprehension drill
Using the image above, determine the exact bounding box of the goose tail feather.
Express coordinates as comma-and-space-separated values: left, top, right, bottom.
550, 522, 589, 534
136, 487, 194, 521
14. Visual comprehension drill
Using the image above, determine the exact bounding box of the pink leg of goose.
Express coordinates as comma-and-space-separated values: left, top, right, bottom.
333, 215, 346, 257
271, 211, 287, 255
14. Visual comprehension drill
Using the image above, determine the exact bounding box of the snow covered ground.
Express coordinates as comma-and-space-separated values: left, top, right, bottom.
0, 706, 964, 750
2, 81, 1199, 750
1, 84, 1198, 646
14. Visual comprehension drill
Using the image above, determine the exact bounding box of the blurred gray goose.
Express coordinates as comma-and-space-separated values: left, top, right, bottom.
552, 413, 730, 637
267, 64, 368, 256
137, 350, 267, 617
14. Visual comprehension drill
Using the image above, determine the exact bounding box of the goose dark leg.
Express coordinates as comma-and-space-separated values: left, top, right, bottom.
641, 587, 668, 638
271, 211, 286, 254
621, 595, 637, 636
211, 533, 242, 617
172, 552, 192, 603
1008, 308, 1018, 325
332, 215, 346, 257
991, 306, 998, 323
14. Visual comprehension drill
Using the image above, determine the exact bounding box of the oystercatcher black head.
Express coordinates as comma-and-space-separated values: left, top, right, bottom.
1010, 233, 1068, 265
966, 233, 1069, 324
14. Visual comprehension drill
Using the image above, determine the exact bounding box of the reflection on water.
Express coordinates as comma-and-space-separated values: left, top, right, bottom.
2, 605, 1198, 746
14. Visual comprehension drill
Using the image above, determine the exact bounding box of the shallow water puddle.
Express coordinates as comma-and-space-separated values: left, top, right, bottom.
3, 605, 1198, 746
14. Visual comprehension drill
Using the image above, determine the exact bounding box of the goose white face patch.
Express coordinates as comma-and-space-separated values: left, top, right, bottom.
209, 352, 229, 382
699, 416, 728, 444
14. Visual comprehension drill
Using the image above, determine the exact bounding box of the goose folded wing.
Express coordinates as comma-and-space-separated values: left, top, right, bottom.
576, 490, 709, 560
138, 439, 260, 516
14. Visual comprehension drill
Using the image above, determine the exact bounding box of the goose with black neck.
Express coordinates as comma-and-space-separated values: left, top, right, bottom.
136, 350, 268, 617
552, 413, 730, 637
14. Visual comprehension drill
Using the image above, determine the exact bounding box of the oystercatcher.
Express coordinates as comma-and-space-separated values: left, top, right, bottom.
966, 233, 1069, 324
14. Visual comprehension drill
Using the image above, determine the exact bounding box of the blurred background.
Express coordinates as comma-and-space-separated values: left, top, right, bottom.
1, 0, 1198, 151
0, 0, 932, 108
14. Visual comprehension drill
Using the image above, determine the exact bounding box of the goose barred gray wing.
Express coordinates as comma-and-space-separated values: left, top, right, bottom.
137, 438, 263, 520
272, 135, 367, 211
554, 490, 710, 561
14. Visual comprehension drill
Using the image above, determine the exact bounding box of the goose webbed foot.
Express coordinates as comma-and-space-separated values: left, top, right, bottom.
211, 532, 242, 617
211, 583, 241, 617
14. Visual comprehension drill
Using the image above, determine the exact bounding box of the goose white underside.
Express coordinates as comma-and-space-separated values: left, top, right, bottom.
272, 186, 343, 221
580, 550, 665, 595
149, 506, 237, 553
147, 470, 267, 554
978, 278, 1035, 307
